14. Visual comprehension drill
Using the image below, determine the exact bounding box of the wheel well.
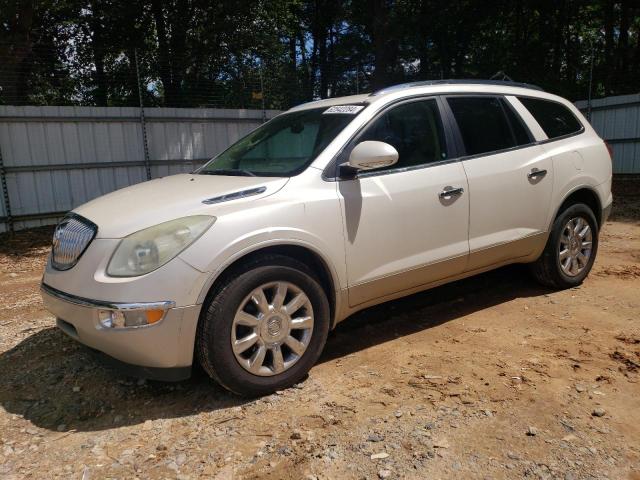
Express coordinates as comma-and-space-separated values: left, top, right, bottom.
558, 188, 602, 226
204, 244, 337, 327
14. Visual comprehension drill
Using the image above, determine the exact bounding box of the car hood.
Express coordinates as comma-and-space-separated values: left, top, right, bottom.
74, 173, 289, 238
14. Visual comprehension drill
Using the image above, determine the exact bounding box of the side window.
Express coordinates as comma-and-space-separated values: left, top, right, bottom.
357, 99, 448, 170
447, 96, 517, 156
517, 97, 583, 139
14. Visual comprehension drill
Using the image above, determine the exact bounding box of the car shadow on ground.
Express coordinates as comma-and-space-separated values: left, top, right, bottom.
0, 264, 549, 433
0, 226, 54, 257
322, 264, 549, 362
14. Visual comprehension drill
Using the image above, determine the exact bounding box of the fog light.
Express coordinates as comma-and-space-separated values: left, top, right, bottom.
121, 311, 149, 327
99, 310, 125, 328
98, 309, 166, 328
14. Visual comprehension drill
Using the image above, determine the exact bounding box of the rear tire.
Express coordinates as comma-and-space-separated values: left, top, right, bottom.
531, 203, 599, 289
196, 254, 330, 397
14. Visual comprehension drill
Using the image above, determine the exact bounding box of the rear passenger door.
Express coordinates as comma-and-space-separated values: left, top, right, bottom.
444, 95, 553, 271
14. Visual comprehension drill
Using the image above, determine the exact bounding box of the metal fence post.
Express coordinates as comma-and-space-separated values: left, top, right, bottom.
0, 140, 13, 233
135, 49, 152, 180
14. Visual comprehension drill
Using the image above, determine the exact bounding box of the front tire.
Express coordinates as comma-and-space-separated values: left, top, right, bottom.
196, 255, 330, 397
531, 203, 599, 289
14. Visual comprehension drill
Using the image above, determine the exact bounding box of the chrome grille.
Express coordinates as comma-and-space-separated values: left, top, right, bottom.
51, 215, 97, 270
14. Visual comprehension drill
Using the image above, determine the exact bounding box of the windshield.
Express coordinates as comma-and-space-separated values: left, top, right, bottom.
198, 106, 363, 177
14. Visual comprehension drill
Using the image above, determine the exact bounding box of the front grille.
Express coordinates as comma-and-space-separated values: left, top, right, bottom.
51, 214, 97, 271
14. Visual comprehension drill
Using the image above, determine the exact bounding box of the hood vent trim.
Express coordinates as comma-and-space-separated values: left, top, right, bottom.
202, 186, 267, 205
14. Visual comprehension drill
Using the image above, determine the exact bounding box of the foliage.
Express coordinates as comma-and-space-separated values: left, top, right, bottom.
0, 0, 638, 108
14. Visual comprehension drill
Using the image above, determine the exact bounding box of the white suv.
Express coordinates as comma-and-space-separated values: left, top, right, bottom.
41, 80, 613, 396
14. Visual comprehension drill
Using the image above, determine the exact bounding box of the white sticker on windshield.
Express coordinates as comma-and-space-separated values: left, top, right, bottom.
323, 105, 365, 114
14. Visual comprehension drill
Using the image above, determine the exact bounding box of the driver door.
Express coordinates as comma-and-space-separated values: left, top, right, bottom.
336, 97, 470, 307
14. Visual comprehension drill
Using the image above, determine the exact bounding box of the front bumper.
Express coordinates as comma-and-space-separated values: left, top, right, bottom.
41, 283, 201, 381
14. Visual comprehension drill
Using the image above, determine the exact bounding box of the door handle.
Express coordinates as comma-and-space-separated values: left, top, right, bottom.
439, 186, 464, 199
527, 168, 547, 179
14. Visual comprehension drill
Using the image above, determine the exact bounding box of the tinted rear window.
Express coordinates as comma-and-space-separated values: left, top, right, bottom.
518, 97, 583, 139
447, 96, 517, 156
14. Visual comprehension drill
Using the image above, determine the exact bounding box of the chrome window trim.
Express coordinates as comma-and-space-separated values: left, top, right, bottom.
41, 283, 175, 311
454, 139, 541, 162
355, 157, 460, 179
534, 127, 586, 145
450, 129, 585, 163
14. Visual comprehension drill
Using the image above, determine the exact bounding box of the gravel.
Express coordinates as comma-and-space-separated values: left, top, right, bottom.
0, 210, 639, 479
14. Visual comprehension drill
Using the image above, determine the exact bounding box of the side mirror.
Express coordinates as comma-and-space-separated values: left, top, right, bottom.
346, 141, 399, 173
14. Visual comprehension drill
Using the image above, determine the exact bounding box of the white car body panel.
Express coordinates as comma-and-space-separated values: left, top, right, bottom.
337, 162, 469, 306
461, 144, 553, 269
74, 173, 289, 238
178, 168, 348, 305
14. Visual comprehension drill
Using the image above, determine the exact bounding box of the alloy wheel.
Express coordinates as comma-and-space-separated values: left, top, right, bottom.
231, 281, 314, 376
558, 216, 593, 277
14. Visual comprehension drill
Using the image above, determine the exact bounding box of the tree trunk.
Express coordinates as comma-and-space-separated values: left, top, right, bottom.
327, 26, 336, 96
151, 0, 177, 106
318, 26, 328, 98
417, 0, 430, 79
288, 34, 298, 107
617, 0, 631, 83
91, 6, 108, 106
371, 0, 394, 89
297, 31, 313, 101
563, 0, 574, 84
309, 1, 321, 100
167, 0, 190, 107
0, 0, 34, 105
603, 0, 614, 94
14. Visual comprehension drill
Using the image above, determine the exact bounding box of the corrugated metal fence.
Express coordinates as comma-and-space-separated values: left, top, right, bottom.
576, 93, 640, 174
0, 106, 279, 232
1, 95, 638, 232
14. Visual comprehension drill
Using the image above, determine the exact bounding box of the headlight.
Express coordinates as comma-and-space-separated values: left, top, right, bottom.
107, 216, 215, 277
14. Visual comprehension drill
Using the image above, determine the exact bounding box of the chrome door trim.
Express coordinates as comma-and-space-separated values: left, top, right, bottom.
41, 283, 175, 311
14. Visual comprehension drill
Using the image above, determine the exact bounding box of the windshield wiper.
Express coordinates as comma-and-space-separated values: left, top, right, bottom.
200, 169, 256, 177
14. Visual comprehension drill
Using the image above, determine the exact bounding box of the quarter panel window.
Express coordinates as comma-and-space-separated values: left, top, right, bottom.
357, 99, 448, 170
447, 96, 516, 156
517, 97, 583, 139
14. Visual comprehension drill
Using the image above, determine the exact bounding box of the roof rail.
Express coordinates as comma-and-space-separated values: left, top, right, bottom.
370, 79, 545, 96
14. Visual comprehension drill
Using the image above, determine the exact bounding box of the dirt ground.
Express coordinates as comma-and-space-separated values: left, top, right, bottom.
0, 180, 639, 480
